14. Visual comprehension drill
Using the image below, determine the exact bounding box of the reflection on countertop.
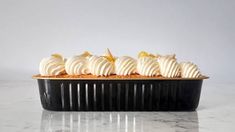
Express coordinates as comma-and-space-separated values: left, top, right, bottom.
40, 110, 198, 132
1, 81, 235, 132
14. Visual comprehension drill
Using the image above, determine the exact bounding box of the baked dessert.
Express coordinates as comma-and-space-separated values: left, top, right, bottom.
37, 49, 204, 79
34, 49, 208, 111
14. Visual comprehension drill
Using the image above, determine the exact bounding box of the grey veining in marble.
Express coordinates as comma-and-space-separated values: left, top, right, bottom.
40, 111, 198, 132
0, 80, 235, 132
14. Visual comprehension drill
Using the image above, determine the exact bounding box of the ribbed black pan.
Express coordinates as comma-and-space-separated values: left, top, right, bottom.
34, 76, 208, 111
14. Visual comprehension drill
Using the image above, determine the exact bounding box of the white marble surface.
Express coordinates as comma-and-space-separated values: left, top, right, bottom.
0, 80, 235, 132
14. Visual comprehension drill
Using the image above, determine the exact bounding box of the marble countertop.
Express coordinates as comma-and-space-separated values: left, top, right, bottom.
0, 80, 234, 132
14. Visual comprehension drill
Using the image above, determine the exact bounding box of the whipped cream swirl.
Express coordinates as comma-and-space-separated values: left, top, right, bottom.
39, 55, 65, 76
180, 62, 201, 78
115, 56, 137, 76
158, 57, 180, 78
65, 56, 89, 75
88, 56, 114, 76
137, 57, 159, 76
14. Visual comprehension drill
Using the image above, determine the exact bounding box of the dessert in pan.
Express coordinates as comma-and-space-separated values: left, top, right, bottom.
33, 49, 208, 111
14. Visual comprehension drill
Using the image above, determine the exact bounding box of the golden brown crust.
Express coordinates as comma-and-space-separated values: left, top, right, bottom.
32, 74, 209, 80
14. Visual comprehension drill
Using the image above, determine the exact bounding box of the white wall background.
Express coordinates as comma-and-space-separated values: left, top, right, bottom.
0, 0, 234, 83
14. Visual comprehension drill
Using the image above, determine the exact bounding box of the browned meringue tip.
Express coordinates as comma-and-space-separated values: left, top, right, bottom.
104, 48, 116, 62
80, 51, 91, 57
138, 51, 159, 59
51, 53, 63, 60
106, 48, 114, 57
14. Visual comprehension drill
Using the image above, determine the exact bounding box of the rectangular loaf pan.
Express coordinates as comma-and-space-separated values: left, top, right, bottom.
34, 76, 208, 111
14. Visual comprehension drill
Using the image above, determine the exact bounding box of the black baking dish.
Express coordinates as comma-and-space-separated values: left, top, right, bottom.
34, 76, 208, 111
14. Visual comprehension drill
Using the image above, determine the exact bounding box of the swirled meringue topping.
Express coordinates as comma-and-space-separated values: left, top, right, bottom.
180, 62, 201, 78
158, 56, 180, 78
65, 51, 92, 75
88, 56, 114, 76
137, 56, 160, 76
115, 56, 137, 76
65, 56, 89, 75
39, 54, 65, 76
